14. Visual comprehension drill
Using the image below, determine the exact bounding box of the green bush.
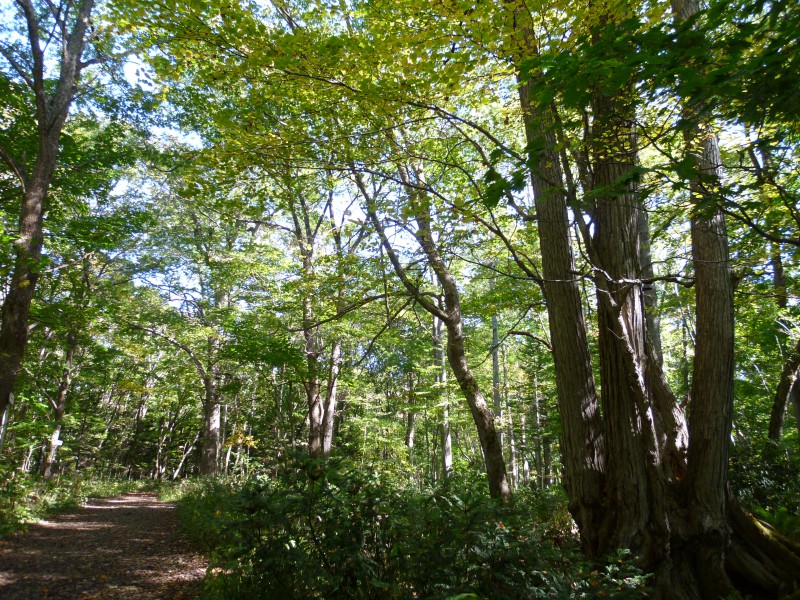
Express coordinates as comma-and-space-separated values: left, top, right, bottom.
731, 437, 800, 540
178, 462, 650, 599
0, 468, 141, 537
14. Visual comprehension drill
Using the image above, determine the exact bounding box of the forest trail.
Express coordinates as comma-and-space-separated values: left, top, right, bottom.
0, 492, 207, 599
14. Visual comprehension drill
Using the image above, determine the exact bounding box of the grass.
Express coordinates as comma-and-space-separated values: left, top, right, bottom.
0, 469, 144, 537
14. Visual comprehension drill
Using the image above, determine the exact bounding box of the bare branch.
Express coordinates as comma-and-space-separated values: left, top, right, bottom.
352, 170, 448, 321
288, 292, 407, 331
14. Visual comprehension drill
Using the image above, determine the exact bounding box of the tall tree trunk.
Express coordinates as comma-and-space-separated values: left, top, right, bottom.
520, 413, 531, 485
405, 411, 416, 450
43, 331, 77, 480
589, 80, 667, 555
663, 1, 800, 596
289, 191, 326, 459
304, 297, 323, 458
200, 377, 221, 476
412, 198, 509, 502
504, 392, 518, 488
767, 245, 794, 441
0, 0, 94, 419
533, 372, 544, 488
491, 280, 503, 452
322, 340, 342, 456
359, 171, 509, 501
434, 310, 453, 480
517, 55, 605, 549
768, 337, 800, 441
639, 208, 663, 366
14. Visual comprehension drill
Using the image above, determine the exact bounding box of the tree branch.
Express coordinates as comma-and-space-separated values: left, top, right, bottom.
125, 322, 207, 380
352, 170, 448, 321
0, 142, 29, 189
508, 330, 553, 351
0, 45, 35, 89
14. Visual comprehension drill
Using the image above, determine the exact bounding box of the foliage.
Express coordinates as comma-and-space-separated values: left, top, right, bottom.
0, 467, 142, 537
731, 439, 800, 520
176, 463, 650, 600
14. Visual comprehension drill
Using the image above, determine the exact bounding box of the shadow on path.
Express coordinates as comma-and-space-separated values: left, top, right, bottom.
0, 492, 207, 599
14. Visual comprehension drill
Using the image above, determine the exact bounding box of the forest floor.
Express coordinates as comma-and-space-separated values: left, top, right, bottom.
0, 492, 207, 599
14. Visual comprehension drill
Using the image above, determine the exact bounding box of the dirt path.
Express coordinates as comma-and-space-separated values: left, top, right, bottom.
0, 492, 207, 599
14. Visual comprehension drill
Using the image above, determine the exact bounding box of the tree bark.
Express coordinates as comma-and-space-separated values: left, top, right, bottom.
588, 79, 673, 558
0, 0, 95, 419
358, 169, 510, 502
661, 120, 736, 595
200, 377, 221, 475
43, 331, 78, 480
517, 52, 605, 549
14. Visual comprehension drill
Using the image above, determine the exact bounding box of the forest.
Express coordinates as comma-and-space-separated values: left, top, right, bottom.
1, 0, 799, 598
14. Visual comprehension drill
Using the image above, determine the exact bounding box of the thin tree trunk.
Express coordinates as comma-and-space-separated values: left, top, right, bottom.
407, 175, 509, 502
405, 411, 416, 450
520, 413, 530, 485
533, 372, 544, 488
322, 340, 342, 456
434, 310, 453, 480
200, 378, 221, 476
768, 337, 800, 440
173, 430, 201, 480
502, 347, 518, 488
491, 279, 503, 452
639, 208, 663, 366
767, 247, 796, 441
43, 332, 77, 480
0, 402, 9, 454
358, 171, 509, 501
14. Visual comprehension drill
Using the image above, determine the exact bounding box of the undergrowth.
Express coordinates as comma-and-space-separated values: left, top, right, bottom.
731, 438, 800, 541
0, 465, 142, 537
175, 460, 651, 599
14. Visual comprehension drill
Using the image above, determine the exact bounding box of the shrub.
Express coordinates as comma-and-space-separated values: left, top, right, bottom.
178, 461, 650, 599
0, 468, 140, 537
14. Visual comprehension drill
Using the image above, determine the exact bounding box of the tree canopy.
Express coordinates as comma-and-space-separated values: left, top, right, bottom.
2, 0, 800, 597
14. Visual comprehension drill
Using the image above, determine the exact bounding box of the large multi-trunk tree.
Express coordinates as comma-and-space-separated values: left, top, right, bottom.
504, 1, 800, 596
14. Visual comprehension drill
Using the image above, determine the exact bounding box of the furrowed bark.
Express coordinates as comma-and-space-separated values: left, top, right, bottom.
516, 50, 605, 553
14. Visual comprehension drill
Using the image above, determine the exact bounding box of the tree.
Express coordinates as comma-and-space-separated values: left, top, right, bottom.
0, 0, 96, 418
355, 154, 512, 503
